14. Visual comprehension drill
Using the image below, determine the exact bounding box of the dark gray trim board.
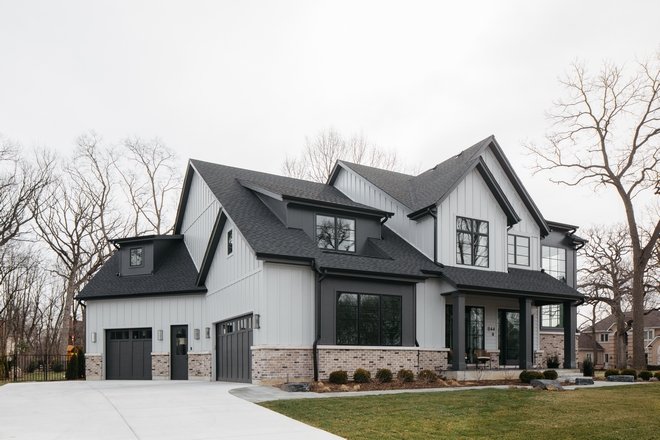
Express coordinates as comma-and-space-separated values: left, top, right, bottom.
197, 208, 227, 286
174, 163, 196, 235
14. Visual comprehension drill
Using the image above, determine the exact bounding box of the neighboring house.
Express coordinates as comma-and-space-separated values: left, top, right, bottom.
577, 332, 604, 368
77, 136, 585, 383
580, 310, 660, 368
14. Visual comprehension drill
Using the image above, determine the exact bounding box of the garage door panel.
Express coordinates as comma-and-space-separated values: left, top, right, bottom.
216, 315, 253, 383
106, 328, 152, 380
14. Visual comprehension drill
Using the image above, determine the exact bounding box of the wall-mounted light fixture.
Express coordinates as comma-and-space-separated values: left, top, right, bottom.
254, 314, 261, 329
205, 327, 210, 339
194, 328, 200, 340
157, 330, 163, 341
91, 332, 97, 343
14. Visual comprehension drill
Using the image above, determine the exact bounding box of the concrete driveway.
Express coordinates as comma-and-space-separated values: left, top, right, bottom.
0, 381, 342, 440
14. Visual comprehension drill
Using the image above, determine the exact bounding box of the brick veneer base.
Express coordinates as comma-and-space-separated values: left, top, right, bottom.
188, 352, 212, 381
317, 347, 449, 380
152, 353, 170, 380
85, 354, 102, 380
252, 348, 314, 385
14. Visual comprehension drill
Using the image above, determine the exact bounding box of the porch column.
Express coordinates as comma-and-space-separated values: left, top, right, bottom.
519, 297, 533, 369
563, 301, 577, 369
452, 292, 466, 371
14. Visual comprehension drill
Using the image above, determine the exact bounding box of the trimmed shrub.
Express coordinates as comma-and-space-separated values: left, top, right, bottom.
26, 360, 39, 374
417, 369, 438, 382
546, 354, 560, 369
639, 370, 653, 381
621, 368, 637, 379
543, 370, 558, 380
77, 348, 86, 379
352, 368, 371, 383
646, 365, 660, 371
52, 361, 65, 373
604, 369, 620, 377
519, 370, 544, 383
654, 371, 660, 380
66, 354, 79, 380
582, 358, 594, 377
397, 369, 414, 383
328, 370, 348, 384
375, 368, 393, 383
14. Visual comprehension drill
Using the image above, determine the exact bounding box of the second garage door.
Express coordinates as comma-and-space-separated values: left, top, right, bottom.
106, 328, 153, 380
216, 315, 253, 383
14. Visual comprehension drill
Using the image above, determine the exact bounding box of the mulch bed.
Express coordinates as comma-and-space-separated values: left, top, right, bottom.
310, 378, 529, 393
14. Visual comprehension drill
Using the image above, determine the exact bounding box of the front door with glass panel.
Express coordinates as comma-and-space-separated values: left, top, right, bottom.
499, 310, 520, 365
171, 325, 188, 380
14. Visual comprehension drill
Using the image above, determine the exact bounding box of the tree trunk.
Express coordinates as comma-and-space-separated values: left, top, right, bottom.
58, 280, 76, 356
631, 270, 646, 370
615, 312, 627, 369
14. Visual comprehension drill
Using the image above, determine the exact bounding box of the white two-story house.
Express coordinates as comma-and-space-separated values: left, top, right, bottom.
77, 135, 585, 383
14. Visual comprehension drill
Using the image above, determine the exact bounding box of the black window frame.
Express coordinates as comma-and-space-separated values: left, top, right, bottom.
542, 245, 567, 283
507, 234, 530, 266
129, 247, 144, 268
336, 292, 402, 346
227, 229, 233, 256
456, 216, 489, 267
540, 304, 563, 329
316, 214, 356, 253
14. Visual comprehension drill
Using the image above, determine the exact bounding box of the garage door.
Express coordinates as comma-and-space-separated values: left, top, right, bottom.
106, 329, 152, 380
216, 315, 253, 383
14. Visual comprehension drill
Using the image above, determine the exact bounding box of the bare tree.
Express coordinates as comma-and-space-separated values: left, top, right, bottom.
114, 136, 182, 236
34, 134, 127, 355
528, 53, 660, 369
283, 128, 405, 183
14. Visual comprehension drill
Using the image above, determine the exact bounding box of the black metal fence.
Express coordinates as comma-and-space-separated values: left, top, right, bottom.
0, 354, 70, 382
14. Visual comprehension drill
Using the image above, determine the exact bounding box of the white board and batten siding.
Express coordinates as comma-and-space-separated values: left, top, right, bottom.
179, 168, 221, 269
482, 147, 542, 270
415, 279, 449, 349
333, 166, 434, 260
85, 295, 208, 355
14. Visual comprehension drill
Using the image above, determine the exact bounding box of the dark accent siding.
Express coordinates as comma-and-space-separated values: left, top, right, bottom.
120, 242, 154, 276
319, 276, 415, 346
255, 192, 288, 224
541, 230, 577, 289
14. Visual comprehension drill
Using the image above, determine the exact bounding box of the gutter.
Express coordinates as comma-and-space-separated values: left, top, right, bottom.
312, 263, 327, 382
427, 207, 438, 263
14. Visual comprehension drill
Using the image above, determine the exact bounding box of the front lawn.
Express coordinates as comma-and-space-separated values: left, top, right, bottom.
261, 383, 660, 439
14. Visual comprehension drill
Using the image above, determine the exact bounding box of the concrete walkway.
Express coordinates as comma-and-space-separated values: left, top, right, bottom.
231, 379, 651, 403
0, 381, 342, 440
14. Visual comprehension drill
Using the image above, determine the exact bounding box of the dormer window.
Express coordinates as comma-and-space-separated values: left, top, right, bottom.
316, 214, 355, 252
227, 229, 233, 255
456, 216, 488, 267
129, 247, 143, 267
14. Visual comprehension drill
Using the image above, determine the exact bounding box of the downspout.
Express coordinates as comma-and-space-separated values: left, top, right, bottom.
312, 264, 327, 382
427, 207, 437, 263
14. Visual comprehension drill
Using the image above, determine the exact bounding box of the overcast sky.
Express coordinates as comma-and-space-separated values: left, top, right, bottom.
2, 1, 659, 230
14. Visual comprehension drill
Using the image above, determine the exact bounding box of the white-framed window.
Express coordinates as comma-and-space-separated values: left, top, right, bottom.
508, 235, 530, 266
456, 216, 489, 267
227, 229, 233, 255
600, 333, 609, 342
129, 247, 144, 267
644, 330, 654, 340
586, 353, 592, 361
542, 246, 567, 283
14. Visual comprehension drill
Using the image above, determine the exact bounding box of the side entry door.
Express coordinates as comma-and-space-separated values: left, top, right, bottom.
171, 325, 188, 380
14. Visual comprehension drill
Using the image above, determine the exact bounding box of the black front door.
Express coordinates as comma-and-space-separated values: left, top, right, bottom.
499, 310, 520, 365
171, 325, 188, 380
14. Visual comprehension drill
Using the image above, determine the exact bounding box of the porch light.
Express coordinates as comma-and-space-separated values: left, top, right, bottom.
194, 328, 200, 340
254, 314, 260, 329
157, 330, 163, 341
91, 332, 97, 343
205, 327, 210, 339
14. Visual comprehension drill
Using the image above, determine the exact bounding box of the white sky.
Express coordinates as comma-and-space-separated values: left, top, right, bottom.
1, 1, 659, 231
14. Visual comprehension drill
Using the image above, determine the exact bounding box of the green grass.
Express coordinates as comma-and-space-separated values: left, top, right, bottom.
261, 383, 660, 439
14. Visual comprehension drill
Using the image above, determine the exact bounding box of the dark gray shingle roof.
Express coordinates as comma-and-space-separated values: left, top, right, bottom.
77, 240, 206, 299
578, 333, 604, 351
588, 310, 660, 332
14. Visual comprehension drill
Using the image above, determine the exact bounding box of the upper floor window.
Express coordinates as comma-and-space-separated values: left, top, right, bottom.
456, 216, 488, 267
644, 330, 654, 340
508, 235, 530, 266
542, 246, 566, 283
541, 304, 563, 328
129, 247, 143, 267
336, 292, 401, 346
316, 214, 355, 252
600, 333, 609, 342
227, 229, 233, 255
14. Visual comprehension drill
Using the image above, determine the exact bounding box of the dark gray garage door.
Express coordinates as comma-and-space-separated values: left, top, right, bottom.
216, 315, 252, 383
106, 329, 152, 380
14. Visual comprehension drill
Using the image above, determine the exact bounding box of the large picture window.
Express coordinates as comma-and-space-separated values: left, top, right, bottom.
316, 214, 355, 252
336, 293, 401, 346
541, 304, 563, 328
542, 246, 566, 282
456, 217, 489, 267
508, 235, 530, 266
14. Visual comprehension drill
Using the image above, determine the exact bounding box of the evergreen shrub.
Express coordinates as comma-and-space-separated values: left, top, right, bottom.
519, 370, 544, 383
546, 355, 560, 368
417, 369, 438, 382
543, 370, 558, 380
66, 354, 79, 380
653, 372, 660, 380
604, 369, 620, 377
352, 368, 371, 383
375, 368, 393, 383
328, 370, 348, 384
621, 368, 637, 379
397, 369, 414, 383
77, 348, 85, 379
582, 358, 594, 377
639, 370, 652, 381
